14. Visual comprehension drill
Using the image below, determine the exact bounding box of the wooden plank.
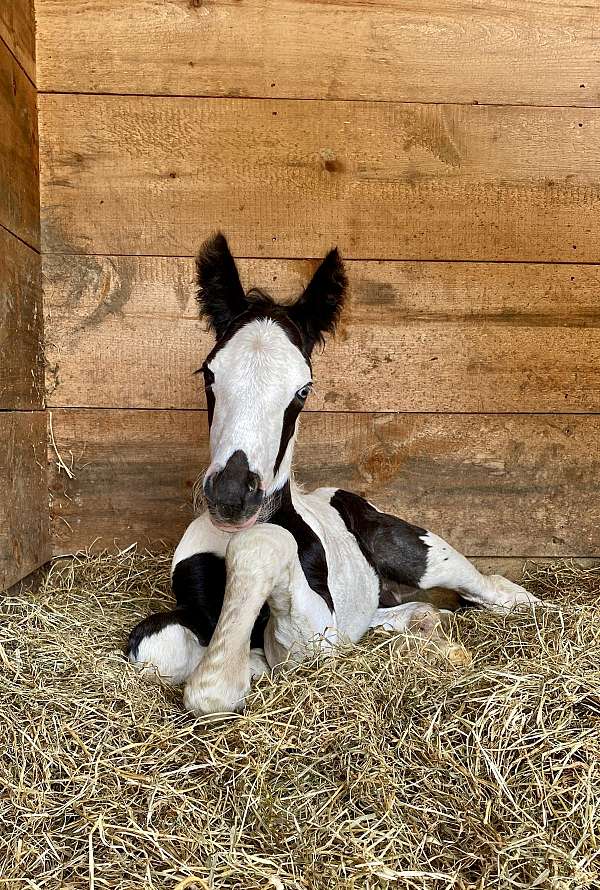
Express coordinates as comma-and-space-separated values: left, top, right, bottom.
39, 96, 600, 262
47, 409, 600, 559
0, 38, 39, 248
0, 411, 49, 590
0, 228, 43, 408
0, 0, 35, 84
35, 0, 598, 107
43, 254, 600, 413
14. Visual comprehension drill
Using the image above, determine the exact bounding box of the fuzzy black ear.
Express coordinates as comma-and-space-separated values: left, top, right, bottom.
288, 248, 347, 353
196, 232, 248, 340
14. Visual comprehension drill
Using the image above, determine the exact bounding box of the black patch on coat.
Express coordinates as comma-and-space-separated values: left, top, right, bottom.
273, 395, 304, 476
330, 490, 430, 595
268, 482, 334, 613
202, 365, 216, 426
126, 552, 269, 656
205, 386, 215, 426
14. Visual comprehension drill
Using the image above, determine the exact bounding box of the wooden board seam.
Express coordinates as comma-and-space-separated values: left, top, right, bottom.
0, 32, 34, 90
43, 408, 600, 417
0, 223, 41, 256
38, 251, 600, 268
0, 221, 40, 253
0, 220, 39, 257
36, 90, 600, 112
0, 407, 46, 414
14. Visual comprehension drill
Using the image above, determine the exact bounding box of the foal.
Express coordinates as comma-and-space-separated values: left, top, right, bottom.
127, 233, 539, 714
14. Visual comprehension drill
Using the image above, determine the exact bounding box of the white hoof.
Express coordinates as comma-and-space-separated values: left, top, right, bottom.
183, 650, 268, 716
249, 647, 270, 679
183, 679, 247, 717
483, 575, 541, 613
129, 624, 205, 686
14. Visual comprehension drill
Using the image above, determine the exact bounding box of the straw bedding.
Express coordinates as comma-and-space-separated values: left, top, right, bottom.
1, 551, 599, 890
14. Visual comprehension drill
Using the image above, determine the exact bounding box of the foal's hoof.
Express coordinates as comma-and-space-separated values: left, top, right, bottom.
183, 682, 246, 717
486, 576, 541, 613
407, 603, 449, 637
444, 642, 472, 667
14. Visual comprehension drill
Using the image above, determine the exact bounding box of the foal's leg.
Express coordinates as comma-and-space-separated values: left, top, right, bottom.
370, 602, 471, 665
418, 532, 540, 612
126, 609, 206, 686
183, 525, 299, 716
331, 491, 539, 613
126, 516, 270, 686
127, 597, 269, 688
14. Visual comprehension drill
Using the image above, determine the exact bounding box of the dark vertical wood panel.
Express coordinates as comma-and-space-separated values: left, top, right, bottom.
0, 38, 39, 247
1, 412, 49, 590
0, 0, 35, 83
0, 228, 43, 408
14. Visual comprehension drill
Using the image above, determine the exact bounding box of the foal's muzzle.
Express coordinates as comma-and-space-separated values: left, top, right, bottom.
204, 450, 264, 532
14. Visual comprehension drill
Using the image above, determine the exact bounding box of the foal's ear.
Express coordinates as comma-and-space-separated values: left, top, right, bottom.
195, 232, 248, 340
289, 248, 347, 353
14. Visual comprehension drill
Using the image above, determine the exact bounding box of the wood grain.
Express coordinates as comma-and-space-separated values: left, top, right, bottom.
38, 96, 600, 262
43, 254, 600, 413
0, 227, 43, 408
48, 409, 600, 558
1, 411, 49, 590
0, 38, 39, 248
0, 0, 35, 83
35, 0, 598, 107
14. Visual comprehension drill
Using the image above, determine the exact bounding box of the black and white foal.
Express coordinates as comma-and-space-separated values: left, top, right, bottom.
127, 233, 539, 715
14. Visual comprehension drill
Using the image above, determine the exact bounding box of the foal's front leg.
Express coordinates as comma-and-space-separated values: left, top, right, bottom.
183, 525, 298, 716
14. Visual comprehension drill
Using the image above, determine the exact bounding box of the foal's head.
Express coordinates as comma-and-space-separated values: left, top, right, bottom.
196, 232, 347, 532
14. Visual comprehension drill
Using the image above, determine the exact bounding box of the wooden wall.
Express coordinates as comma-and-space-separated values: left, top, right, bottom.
36, 1, 600, 572
0, 0, 48, 590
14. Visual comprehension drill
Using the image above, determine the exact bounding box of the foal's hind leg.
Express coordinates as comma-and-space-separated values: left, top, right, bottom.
418, 532, 540, 612
370, 602, 471, 665
331, 491, 539, 615
127, 606, 270, 687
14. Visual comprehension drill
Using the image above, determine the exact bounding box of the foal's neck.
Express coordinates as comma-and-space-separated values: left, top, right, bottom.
261, 470, 304, 521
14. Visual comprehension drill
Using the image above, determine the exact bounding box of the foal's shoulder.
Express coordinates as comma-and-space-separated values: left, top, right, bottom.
328, 489, 431, 586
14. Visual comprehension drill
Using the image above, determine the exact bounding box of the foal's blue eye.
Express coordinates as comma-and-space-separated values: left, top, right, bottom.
296, 384, 312, 401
